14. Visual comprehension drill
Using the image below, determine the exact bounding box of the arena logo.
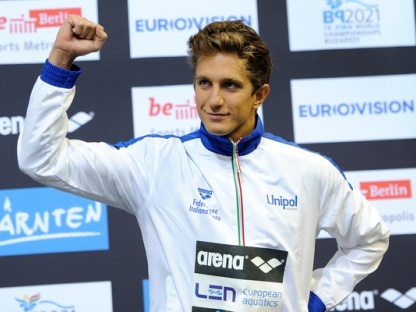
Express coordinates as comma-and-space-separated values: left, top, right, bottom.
197, 250, 245, 270
330, 290, 377, 311
251, 256, 283, 274
381, 288, 416, 309
0, 187, 109, 257
0, 115, 24, 136
67, 111, 95, 132
197, 188, 212, 200
328, 287, 416, 310
0, 111, 94, 136
197, 254, 284, 274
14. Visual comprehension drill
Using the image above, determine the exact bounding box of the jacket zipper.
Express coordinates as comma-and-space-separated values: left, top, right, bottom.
231, 139, 245, 246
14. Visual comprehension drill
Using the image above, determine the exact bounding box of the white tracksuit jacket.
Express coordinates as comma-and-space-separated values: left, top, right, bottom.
17, 61, 389, 312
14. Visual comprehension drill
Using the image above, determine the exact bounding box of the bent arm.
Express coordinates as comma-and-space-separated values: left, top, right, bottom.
311, 164, 390, 311
17, 62, 144, 213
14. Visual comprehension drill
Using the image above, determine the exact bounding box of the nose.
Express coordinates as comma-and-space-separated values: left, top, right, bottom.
207, 86, 224, 109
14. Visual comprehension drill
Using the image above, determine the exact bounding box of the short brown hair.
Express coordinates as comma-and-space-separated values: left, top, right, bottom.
187, 20, 272, 93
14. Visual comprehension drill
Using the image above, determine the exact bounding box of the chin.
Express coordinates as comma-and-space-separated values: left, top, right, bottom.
206, 128, 229, 137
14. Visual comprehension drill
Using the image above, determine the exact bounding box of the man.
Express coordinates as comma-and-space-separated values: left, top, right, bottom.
18, 15, 389, 311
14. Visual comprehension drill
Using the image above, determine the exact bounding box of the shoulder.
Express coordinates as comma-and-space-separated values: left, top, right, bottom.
261, 132, 326, 162
260, 132, 349, 185
111, 130, 201, 151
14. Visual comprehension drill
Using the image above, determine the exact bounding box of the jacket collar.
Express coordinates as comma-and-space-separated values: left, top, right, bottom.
198, 115, 264, 156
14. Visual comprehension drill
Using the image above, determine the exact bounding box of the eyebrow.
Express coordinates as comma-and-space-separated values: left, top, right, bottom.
195, 75, 243, 85
224, 78, 244, 85
195, 75, 208, 81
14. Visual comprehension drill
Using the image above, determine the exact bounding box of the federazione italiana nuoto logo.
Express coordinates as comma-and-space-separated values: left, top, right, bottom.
15, 293, 75, 312
0, 281, 113, 311
0, 187, 109, 256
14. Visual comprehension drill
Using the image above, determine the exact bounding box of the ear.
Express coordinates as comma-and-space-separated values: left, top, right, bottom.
253, 84, 270, 109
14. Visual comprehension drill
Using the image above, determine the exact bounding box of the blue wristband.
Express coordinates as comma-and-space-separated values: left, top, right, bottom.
40, 59, 82, 89
308, 291, 326, 312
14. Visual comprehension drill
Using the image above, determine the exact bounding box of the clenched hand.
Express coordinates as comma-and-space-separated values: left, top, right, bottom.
48, 15, 108, 69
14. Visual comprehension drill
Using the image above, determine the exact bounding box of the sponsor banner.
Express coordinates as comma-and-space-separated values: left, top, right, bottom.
144, 279, 416, 311
0, 281, 113, 312
291, 74, 416, 144
0, 187, 109, 257
319, 168, 416, 238
131, 84, 199, 137
0, 114, 24, 136
192, 241, 287, 311
0, 111, 94, 137
0, 0, 99, 65
127, 0, 258, 58
286, 0, 416, 51
380, 287, 416, 310
131, 84, 264, 138
143, 279, 150, 312
330, 287, 416, 310
331, 290, 378, 311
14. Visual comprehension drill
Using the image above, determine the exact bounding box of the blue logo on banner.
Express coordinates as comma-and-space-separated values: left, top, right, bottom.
135, 15, 253, 33
0, 187, 109, 256
15, 293, 75, 312
326, 0, 377, 10
143, 279, 150, 312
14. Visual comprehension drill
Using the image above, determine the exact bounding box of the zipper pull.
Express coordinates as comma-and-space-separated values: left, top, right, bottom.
230, 138, 242, 174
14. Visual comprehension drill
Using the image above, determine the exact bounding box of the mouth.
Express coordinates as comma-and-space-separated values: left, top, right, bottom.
206, 111, 229, 120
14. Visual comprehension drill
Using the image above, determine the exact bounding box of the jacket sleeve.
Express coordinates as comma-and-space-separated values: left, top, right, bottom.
310, 160, 390, 311
17, 61, 148, 214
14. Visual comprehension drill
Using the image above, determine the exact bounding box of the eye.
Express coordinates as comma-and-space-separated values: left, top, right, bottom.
197, 79, 211, 87
224, 80, 240, 90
